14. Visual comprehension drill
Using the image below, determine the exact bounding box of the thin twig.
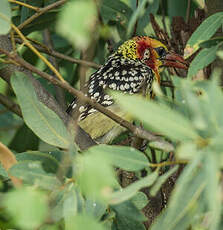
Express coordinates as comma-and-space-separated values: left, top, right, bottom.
18, 0, 67, 30
149, 160, 188, 168
186, 0, 191, 24
43, 29, 66, 109
14, 37, 101, 69
8, 0, 40, 11
0, 48, 174, 152
0, 93, 22, 117
12, 24, 65, 82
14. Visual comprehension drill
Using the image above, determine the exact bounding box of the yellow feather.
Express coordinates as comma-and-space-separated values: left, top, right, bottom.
78, 104, 132, 144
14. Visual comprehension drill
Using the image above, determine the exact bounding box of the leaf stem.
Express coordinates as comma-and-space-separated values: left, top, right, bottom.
8, 0, 40, 11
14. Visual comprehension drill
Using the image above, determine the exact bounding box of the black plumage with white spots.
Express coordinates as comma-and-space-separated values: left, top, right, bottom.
66, 53, 154, 120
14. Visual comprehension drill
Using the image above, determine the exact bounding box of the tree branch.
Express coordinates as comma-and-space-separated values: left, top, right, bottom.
14, 37, 101, 69
18, 0, 67, 30
0, 93, 22, 117
0, 47, 174, 152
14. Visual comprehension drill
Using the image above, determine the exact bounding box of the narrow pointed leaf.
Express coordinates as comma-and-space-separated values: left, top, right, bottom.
11, 72, 70, 148
187, 45, 219, 79
114, 93, 198, 142
186, 12, 223, 57
110, 170, 158, 204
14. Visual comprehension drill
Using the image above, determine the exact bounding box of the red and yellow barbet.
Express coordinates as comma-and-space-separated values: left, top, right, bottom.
67, 36, 188, 143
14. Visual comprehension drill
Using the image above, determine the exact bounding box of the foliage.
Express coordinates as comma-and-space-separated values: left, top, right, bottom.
0, 0, 222, 230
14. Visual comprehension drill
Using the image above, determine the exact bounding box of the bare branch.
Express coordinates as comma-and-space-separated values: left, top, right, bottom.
0, 48, 174, 152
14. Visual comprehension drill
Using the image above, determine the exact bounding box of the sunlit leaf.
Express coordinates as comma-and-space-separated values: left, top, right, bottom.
114, 93, 199, 142
65, 214, 105, 230
76, 151, 117, 201
87, 145, 148, 171
4, 187, 48, 230
57, 0, 97, 49
0, 0, 11, 35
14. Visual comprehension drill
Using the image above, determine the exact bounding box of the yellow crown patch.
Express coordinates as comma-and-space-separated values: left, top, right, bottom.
117, 40, 138, 60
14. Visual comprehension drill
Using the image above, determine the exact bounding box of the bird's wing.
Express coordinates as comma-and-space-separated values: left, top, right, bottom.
66, 54, 154, 120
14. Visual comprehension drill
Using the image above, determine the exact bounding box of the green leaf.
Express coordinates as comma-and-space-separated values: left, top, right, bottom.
88, 145, 148, 171
112, 200, 146, 230
204, 153, 221, 230
63, 185, 78, 226
127, 0, 148, 36
150, 166, 178, 196
16, 151, 60, 173
130, 192, 148, 210
0, 0, 11, 35
137, 0, 159, 34
57, 0, 97, 49
186, 12, 223, 57
109, 170, 158, 204
0, 105, 22, 129
65, 214, 105, 230
51, 183, 81, 222
22, 11, 58, 35
4, 187, 48, 230
168, 0, 188, 19
85, 199, 107, 220
199, 37, 223, 48
9, 161, 61, 190
76, 151, 117, 201
11, 72, 70, 148
20, 0, 43, 24
9, 124, 39, 152
0, 163, 8, 178
100, 0, 132, 24
150, 153, 206, 230
187, 45, 220, 79
217, 50, 223, 59
114, 93, 199, 142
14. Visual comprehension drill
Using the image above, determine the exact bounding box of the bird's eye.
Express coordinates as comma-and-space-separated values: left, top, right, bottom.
143, 49, 150, 60
155, 46, 166, 58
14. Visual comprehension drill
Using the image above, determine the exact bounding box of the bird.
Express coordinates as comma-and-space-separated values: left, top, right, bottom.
66, 36, 188, 144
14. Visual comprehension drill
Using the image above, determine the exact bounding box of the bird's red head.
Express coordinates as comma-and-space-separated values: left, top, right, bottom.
117, 36, 188, 82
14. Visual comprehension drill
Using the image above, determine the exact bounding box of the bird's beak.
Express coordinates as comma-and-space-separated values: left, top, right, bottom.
163, 52, 188, 70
